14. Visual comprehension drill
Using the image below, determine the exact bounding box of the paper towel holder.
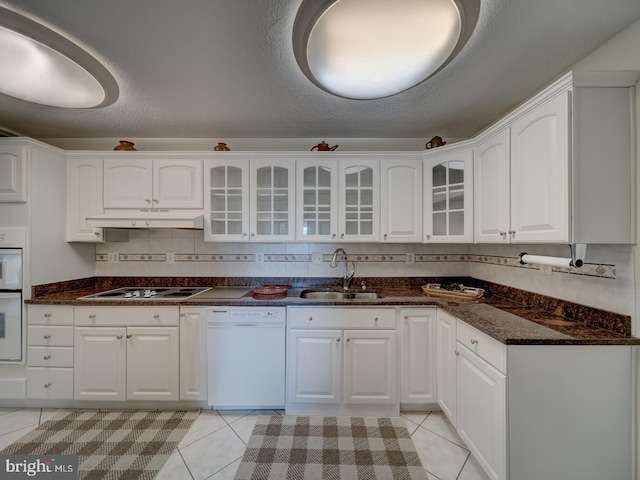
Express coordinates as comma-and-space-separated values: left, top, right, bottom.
519, 244, 587, 268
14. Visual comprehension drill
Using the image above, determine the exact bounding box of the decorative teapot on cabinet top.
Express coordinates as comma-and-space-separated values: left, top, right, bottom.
425, 136, 446, 149
311, 141, 338, 151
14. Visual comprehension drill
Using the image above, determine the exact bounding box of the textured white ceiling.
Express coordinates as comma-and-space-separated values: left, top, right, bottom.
0, 0, 639, 141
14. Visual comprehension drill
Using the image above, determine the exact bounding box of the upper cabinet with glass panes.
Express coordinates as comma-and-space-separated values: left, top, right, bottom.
423, 145, 473, 243
204, 157, 295, 242
339, 159, 380, 242
296, 159, 338, 242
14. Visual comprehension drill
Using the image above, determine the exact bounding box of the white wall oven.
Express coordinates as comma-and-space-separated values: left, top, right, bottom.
0, 228, 25, 363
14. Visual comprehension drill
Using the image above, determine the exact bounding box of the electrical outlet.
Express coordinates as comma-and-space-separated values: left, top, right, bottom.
107, 253, 119, 263
166, 252, 175, 264
405, 253, 415, 265
255, 253, 264, 263
541, 264, 552, 275
311, 252, 323, 265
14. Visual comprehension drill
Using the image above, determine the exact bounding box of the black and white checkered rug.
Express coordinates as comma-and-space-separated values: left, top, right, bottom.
234, 415, 429, 480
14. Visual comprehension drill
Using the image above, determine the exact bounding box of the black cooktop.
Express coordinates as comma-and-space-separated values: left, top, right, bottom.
79, 287, 210, 301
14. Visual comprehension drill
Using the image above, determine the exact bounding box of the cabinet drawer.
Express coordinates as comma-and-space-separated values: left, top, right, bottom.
28, 305, 74, 325
27, 367, 73, 399
456, 320, 506, 373
74, 306, 180, 326
27, 346, 73, 367
28, 326, 74, 347
287, 307, 396, 329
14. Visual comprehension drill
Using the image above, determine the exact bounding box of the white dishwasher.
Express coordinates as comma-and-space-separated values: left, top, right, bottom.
206, 306, 286, 409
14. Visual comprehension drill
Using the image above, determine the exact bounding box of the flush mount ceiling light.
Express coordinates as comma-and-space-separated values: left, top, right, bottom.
293, 0, 480, 99
0, 6, 118, 108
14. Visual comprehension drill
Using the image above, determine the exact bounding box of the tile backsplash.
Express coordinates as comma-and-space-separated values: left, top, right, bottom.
95, 229, 634, 316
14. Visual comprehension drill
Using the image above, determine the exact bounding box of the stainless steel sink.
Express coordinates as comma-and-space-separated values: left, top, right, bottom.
299, 290, 383, 300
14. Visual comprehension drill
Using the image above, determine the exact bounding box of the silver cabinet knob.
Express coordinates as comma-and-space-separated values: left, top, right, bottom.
89, 314, 96, 319
308, 316, 313, 321
44, 313, 52, 318
94, 231, 100, 236
499, 231, 507, 236
153, 314, 160, 319
374, 317, 379, 322
508, 229, 516, 235
43, 355, 51, 360
242, 233, 247, 237
251, 233, 255, 237
126, 334, 133, 339
116, 335, 123, 340
425, 234, 431, 239
131, 220, 137, 226
332, 233, 336, 239
383, 234, 387, 239
43, 334, 51, 339
44, 383, 51, 388
346, 338, 351, 342
145, 198, 151, 203
336, 337, 341, 342
152, 198, 158, 203
340, 233, 345, 238
455, 350, 459, 356
470, 338, 479, 345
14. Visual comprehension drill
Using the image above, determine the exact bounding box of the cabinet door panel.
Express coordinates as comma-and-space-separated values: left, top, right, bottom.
474, 129, 510, 243
436, 310, 457, 425
127, 327, 179, 401
381, 160, 422, 243
154, 160, 203, 208
66, 158, 103, 242
401, 309, 436, 404
344, 330, 396, 404
287, 329, 341, 403
205, 159, 250, 242
103, 159, 152, 208
339, 160, 380, 242
424, 149, 473, 242
0, 144, 27, 202
74, 327, 126, 401
457, 343, 507, 480
179, 308, 207, 401
250, 160, 296, 242
510, 92, 569, 243
296, 160, 338, 242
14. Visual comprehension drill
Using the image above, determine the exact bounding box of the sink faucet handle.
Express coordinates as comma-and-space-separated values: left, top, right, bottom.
361, 280, 367, 290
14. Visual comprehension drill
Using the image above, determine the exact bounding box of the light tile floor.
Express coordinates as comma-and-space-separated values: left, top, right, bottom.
0, 408, 490, 480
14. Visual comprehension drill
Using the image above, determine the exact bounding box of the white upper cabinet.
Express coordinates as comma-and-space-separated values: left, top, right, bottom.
510, 92, 569, 243
0, 144, 27, 202
104, 158, 203, 209
474, 128, 511, 243
424, 146, 474, 243
296, 159, 339, 242
474, 71, 637, 244
250, 158, 296, 242
205, 158, 250, 242
205, 156, 295, 242
339, 159, 380, 242
381, 158, 423, 243
66, 157, 104, 242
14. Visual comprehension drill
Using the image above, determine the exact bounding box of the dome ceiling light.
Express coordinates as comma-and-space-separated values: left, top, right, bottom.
293, 0, 480, 100
0, 6, 118, 108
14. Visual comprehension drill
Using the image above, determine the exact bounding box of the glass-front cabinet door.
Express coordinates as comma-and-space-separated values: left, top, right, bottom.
250, 159, 296, 242
423, 148, 473, 242
204, 158, 250, 242
296, 159, 338, 242
339, 159, 380, 242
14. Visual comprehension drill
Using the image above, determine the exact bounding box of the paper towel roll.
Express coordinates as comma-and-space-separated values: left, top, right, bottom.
519, 254, 573, 268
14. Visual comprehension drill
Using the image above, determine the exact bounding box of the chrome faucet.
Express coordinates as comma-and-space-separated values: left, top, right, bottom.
330, 248, 355, 290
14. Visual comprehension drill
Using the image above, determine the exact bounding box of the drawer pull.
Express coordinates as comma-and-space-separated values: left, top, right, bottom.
374, 317, 379, 322
116, 335, 123, 340
43, 355, 51, 360
336, 338, 341, 342
44, 383, 51, 388
455, 350, 459, 356
126, 334, 133, 339
308, 316, 313, 321
43, 334, 52, 339
89, 314, 96, 319
470, 338, 479, 345
44, 313, 52, 318
153, 314, 160, 319
346, 338, 351, 342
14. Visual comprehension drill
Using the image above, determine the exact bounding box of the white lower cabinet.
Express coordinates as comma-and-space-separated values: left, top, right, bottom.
457, 343, 507, 480
436, 309, 457, 423
179, 307, 207, 401
286, 307, 397, 415
27, 305, 75, 400
73, 306, 180, 402
400, 308, 437, 405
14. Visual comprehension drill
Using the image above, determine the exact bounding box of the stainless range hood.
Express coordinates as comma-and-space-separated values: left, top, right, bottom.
86, 212, 204, 229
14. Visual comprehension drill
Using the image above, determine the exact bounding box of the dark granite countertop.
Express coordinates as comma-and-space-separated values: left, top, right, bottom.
25, 277, 640, 346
